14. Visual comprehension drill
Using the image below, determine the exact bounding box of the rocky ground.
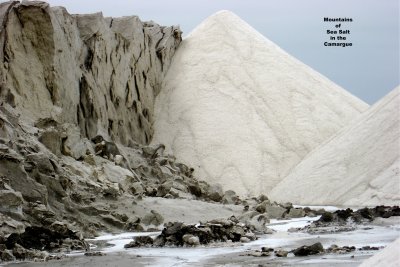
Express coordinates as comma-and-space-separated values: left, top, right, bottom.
0, 99, 321, 263
0, 104, 398, 261
4, 215, 399, 267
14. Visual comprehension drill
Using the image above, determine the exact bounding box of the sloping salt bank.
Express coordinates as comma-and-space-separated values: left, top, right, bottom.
152, 10, 368, 196
270, 87, 400, 206
359, 237, 400, 267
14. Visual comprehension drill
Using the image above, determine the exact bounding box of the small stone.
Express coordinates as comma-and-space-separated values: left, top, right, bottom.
12, 244, 27, 260
222, 190, 239, 204
183, 234, 200, 246
275, 250, 288, 257
261, 247, 274, 253
156, 181, 172, 197
240, 237, 250, 243
255, 203, 266, 213
258, 194, 269, 202
114, 155, 124, 165
244, 232, 256, 241
84, 251, 105, 256
83, 154, 96, 165
130, 182, 144, 195
207, 184, 223, 202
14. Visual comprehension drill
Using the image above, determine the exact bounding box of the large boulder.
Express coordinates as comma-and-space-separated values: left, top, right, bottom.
222, 190, 239, 204
38, 128, 63, 156
182, 234, 200, 246
293, 242, 324, 256
61, 124, 93, 160
207, 184, 224, 202
287, 208, 306, 218
265, 205, 286, 219
0, 189, 23, 210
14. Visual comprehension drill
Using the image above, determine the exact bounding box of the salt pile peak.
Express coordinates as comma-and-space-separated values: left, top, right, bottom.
152, 10, 368, 196
270, 87, 400, 206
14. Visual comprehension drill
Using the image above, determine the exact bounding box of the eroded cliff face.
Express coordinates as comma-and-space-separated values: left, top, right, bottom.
0, 0, 201, 251
0, 1, 181, 145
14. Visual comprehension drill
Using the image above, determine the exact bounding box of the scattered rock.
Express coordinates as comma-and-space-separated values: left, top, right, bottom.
258, 194, 269, 202
326, 244, 356, 254
0, 249, 15, 261
255, 203, 266, 213
129, 182, 144, 195
187, 183, 202, 197
359, 245, 380, 251
182, 234, 200, 246
61, 124, 93, 160
84, 251, 105, 256
275, 250, 288, 257
124, 236, 154, 248
125, 219, 145, 232
287, 208, 305, 218
148, 217, 254, 247
156, 181, 173, 197
142, 210, 164, 226
240, 237, 251, 243
5, 225, 86, 252
265, 205, 286, 218
247, 214, 270, 233
38, 128, 63, 156
222, 190, 239, 204
244, 232, 257, 241
320, 212, 334, 222
142, 144, 165, 158
93, 138, 121, 161
294, 206, 400, 234
207, 184, 224, 202
100, 215, 125, 228
293, 242, 324, 256
0, 188, 24, 212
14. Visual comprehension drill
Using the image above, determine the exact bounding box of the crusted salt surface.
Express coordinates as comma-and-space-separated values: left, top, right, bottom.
270, 87, 400, 206
359, 237, 400, 267
152, 10, 368, 196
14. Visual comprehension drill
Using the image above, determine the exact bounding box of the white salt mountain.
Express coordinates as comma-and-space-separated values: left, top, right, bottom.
152, 10, 368, 196
270, 87, 400, 206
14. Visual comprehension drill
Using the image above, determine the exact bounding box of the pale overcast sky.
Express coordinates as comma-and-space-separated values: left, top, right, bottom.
14, 1, 400, 104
